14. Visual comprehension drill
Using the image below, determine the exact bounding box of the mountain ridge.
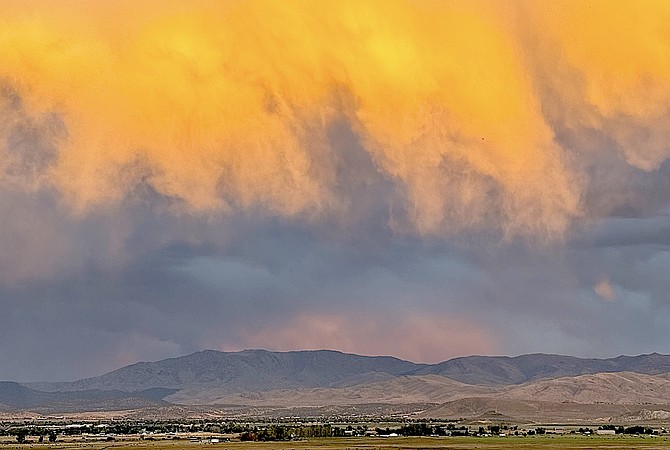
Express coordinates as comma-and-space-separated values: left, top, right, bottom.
412, 352, 670, 385
30, 349, 426, 393
25, 350, 670, 391
8, 349, 670, 419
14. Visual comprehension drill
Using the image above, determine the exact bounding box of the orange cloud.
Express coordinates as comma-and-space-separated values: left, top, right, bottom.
1, 1, 668, 241
523, 0, 670, 171
594, 278, 617, 302
223, 312, 499, 363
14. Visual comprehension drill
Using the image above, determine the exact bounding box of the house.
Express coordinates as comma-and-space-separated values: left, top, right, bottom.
596, 429, 616, 435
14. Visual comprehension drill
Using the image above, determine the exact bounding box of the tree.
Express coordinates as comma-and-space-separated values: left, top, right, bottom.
16, 431, 26, 443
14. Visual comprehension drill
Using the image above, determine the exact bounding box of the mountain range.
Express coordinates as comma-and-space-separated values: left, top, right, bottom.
7, 349, 670, 422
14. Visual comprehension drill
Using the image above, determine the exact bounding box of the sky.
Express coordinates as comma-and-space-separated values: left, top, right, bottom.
1, 0, 670, 381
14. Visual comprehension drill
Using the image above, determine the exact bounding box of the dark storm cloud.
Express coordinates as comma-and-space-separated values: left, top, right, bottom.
3, 114, 670, 380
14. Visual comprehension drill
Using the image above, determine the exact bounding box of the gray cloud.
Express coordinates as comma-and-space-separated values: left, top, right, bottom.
3, 116, 670, 380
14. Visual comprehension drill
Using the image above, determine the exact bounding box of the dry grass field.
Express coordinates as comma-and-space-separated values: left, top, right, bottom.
2, 436, 670, 450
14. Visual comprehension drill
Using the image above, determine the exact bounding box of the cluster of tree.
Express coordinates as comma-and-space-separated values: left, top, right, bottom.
396, 423, 443, 436
376, 423, 475, 437
598, 425, 656, 435
623, 426, 656, 435
202, 423, 251, 434
12, 430, 57, 444
445, 423, 470, 436
0, 419, 272, 438
240, 424, 345, 441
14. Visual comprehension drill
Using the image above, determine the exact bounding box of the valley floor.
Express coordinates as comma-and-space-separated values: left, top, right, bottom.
2, 436, 670, 450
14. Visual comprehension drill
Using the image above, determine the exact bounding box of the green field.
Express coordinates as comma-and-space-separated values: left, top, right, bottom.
2, 436, 670, 450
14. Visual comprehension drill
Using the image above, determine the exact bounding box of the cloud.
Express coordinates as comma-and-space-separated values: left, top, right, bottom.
525, 0, 670, 172
223, 312, 499, 364
594, 279, 617, 302
0, 0, 586, 242
3, 1, 670, 244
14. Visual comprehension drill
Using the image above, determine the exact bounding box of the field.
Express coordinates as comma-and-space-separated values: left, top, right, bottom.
2, 435, 670, 450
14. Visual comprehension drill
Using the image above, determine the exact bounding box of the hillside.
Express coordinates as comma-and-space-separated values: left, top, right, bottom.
165, 374, 498, 406
0, 381, 173, 412
35, 349, 425, 393
499, 371, 670, 404
420, 397, 670, 423
413, 352, 670, 385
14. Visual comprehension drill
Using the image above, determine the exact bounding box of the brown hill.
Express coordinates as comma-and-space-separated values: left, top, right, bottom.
166, 374, 498, 406
499, 371, 670, 404
421, 372, 670, 422
167, 370, 670, 421
420, 397, 670, 423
